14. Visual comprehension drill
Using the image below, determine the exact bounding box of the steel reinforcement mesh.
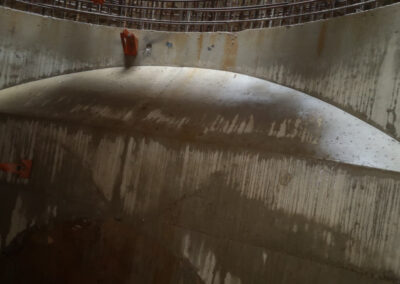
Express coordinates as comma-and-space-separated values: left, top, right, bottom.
1, 0, 398, 31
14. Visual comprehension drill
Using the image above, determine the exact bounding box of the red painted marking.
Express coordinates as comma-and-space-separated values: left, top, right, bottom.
120, 29, 138, 56
92, 0, 104, 4
0, 160, 32, 179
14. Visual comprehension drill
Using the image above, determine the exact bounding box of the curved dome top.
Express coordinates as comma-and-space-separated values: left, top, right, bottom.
0, 66, 399, 172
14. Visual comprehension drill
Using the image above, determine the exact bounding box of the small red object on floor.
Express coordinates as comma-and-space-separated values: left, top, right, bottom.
120, 29, 138, 56
92, 0, 104, 4
0, 160, 32, 179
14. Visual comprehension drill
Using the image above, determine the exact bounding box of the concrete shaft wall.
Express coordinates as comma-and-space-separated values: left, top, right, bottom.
1, 4, 400, 140
0, 67, 399, 283
0, 4, 400, 284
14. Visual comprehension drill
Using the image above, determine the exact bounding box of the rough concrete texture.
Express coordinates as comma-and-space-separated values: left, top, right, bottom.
0, 67, 400, 283
1, 4, 400, 140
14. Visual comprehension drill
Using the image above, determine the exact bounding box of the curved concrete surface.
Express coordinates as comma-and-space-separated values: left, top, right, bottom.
0, 67, 400, 283
0, 67, 399, 172
1, 4, 400, 140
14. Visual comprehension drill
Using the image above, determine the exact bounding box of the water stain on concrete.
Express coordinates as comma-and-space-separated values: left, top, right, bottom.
317, 22, 327, 57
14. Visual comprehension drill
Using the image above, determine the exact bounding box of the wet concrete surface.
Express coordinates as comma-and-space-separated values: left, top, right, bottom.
1, 4, 400, 140
0, 67, 398, 172
0, 218, 394, 284
0, 67, 399, 283
0, 219, 203, 284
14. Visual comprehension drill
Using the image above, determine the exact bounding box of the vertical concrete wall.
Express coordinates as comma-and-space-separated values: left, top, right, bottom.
0, 68, 399, 283
1, 5, 400, 283
0, 4, 400, 140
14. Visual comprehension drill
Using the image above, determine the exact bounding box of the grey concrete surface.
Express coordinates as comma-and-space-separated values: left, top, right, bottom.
0, 67, 399, 283
0, 67, 399, 172
1, 4, 400, 140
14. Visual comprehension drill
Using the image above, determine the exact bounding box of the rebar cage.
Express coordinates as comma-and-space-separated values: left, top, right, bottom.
1, 0, 398, 31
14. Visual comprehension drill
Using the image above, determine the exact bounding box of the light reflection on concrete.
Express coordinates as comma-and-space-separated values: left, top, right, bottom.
0, 66, 399, 172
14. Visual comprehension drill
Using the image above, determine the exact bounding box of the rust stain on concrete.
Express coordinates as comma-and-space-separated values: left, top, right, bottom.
171, 34, 190, 65
317, 22, 327, 57
209, 33, 217, 47
222, 34, 238, 70
197, 34, 203, 60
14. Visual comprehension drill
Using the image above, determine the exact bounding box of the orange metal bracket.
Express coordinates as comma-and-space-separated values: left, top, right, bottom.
0, 160, 32, 179
120, 29, 138, 56
92, 0, 104, 4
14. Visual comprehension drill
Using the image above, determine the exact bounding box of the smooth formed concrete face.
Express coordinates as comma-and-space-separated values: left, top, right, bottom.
0, 67, 398, 172
0, 67, 400, 283
1, 4, 400, 141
